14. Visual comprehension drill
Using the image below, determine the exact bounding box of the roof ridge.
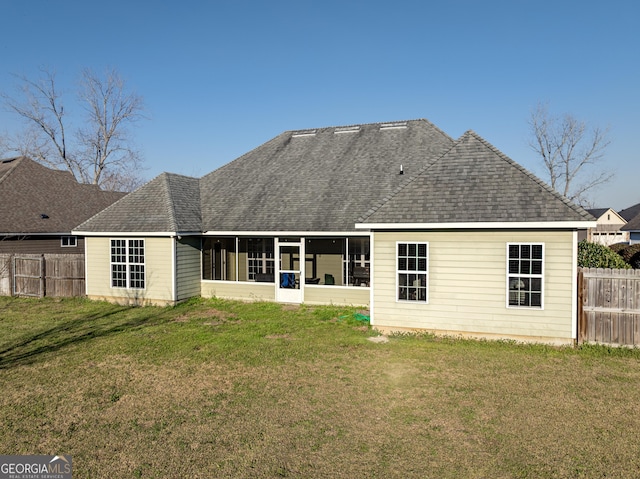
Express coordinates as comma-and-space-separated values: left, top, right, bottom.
462, 131, 593, 220
287, 118, 453, 139
0, 156, 25, 186
162, 173, 180, 232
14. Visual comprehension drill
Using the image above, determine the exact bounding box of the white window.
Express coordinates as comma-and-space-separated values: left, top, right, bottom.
61, 236, 77, 247
397, 242, 428, 302
110, 239, 145, 289
507, 243, 543, 308
246, 238, 275, 281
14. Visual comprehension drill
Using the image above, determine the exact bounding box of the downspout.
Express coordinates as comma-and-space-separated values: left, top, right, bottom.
369, 232, 375, 325
172, 236, 177, 305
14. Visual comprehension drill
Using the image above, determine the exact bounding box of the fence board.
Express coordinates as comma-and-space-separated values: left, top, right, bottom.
579, 268, 640, 346
0, 253, 85, 298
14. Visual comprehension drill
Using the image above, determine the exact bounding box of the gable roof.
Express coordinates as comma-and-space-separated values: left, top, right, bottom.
75, 119, 594, 235
75, 172, 201, 233
586, 207, 626, 224
0, 157, 125, 235
358, 131, 593, 226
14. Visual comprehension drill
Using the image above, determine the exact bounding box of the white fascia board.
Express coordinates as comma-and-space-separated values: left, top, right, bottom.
72, 230, 179, 237
355, 221, 597, 230
202, 230, 371, 237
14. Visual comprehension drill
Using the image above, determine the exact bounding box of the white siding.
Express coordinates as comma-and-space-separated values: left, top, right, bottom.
371, 230, 576, 344
201, 281, 276, 302
304, 286, 370, 306
86, 236, 174, 305
176, 237, 201, 300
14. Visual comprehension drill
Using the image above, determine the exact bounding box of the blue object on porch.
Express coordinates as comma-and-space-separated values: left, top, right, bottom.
281, 272, 296, 288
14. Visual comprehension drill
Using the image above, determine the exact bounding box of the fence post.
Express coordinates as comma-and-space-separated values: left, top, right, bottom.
577, 268, 585, 345
41, 253, 46, 298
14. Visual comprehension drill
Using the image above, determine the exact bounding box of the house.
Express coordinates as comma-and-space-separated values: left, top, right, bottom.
620, 203, 640, 245
74, 119, 595, 344
578, 208, 628, 245
0, 156, 125, 254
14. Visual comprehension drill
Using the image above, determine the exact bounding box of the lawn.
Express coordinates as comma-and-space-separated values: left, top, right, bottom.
1, 296, 640, 478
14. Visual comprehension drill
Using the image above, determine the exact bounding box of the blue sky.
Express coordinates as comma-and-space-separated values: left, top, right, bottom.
1, 0, 638, 209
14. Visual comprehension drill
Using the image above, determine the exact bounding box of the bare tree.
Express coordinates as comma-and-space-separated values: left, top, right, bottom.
528, 103, 612, 206
1, 67, 146, 191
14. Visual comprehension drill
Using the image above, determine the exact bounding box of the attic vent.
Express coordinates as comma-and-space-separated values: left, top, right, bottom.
380, 122, 408, 130
334, 126, 361, 134
292, 129, 317, 138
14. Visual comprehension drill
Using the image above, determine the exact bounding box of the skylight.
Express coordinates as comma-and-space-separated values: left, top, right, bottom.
334, 126, 361, 134
380, 122, 408, 130
291, 129, 317, 138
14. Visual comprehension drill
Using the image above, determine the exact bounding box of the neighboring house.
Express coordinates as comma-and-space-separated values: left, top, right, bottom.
579, 208, 628, 245
620, 203, 640, 245
0, 156, 125, 254
74, 119, 595, 344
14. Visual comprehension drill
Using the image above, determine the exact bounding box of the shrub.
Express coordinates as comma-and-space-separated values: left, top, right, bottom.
609, 242, 629, 254
578, 240, 631, 269
629, 251, 640, 269
617, 244, 640, 264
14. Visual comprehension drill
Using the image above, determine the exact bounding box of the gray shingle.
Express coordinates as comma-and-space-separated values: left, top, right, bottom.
76, 172, 200, 233
200, 119, 454, 232
360, 131, 592, 224
74, 120, 593, 234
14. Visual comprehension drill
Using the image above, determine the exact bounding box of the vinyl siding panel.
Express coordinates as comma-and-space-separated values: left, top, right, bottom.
0, 236, 84, 254
176, 237, 201, 300
201, 280, 276, 301
371, 230, 575, 343
304, 286, 370, 306
86, 236, 175, 305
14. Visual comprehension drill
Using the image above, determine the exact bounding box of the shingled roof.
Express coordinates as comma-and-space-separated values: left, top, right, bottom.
199, 119, 454, 232
75, 172, 201, 233
75, 119, 593, 235
620, 202, 640, 232
0, 157, 125, 235
359, 131, 593, 225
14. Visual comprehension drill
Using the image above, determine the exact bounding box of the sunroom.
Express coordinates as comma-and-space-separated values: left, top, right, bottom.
200, 235, 371, 305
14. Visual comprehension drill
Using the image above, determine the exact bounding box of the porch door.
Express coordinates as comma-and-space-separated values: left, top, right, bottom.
276, 240, 304, 303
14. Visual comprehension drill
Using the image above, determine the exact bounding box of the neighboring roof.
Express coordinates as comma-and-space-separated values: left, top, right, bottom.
359, 131, 593, 225
586, 208, 609, 219
75, 119, 594, 235
75, 172, 200, 233
585, 207, 626, 224
619, 202, 640, 222
0, 157, 125, 235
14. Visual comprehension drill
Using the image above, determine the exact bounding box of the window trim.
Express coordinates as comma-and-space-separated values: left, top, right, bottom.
110, 238, 146, 290
506, 242, 544, 310
396, 241, 429, 303
61, 235, 77, 248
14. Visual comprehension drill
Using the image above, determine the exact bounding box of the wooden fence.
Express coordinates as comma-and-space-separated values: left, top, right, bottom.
0, 253, 85, 298
578, 267, 640, 346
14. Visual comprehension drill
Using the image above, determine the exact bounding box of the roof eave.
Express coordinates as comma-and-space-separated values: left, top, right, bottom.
355, 221, 598, 230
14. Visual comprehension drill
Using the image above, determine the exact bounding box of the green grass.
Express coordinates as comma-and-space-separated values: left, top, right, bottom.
1, 296, 640, 478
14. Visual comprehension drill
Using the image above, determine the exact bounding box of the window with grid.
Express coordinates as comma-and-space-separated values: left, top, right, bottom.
110, 239, 145, 289
507, 243, 543, 308
397, 242, 428, 302
246, 239, 274, 280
